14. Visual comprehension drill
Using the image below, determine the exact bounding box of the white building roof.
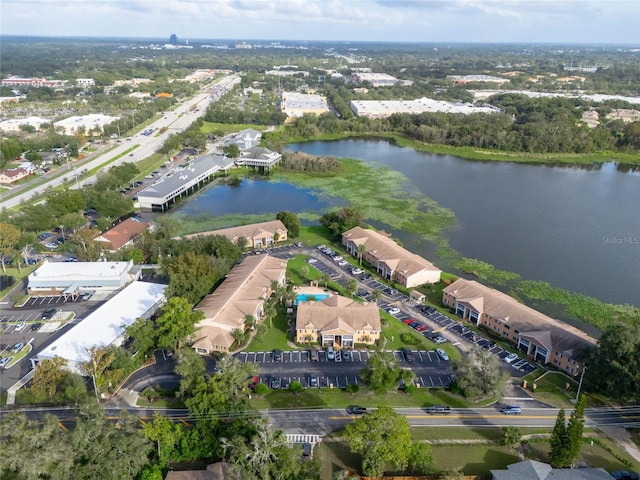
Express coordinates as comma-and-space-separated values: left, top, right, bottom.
53, 114, 119, 134
0, 116, 50, 132
29, 260, 131, 284
350, 97, 501, 118
38, 281, 167, 371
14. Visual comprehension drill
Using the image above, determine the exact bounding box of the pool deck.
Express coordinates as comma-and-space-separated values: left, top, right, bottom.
294, 286, 335, 296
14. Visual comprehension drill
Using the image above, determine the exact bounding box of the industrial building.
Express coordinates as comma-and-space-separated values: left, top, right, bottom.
350, 97, 501, 118
351, 72, 398, 87
280, 91, 329, 118
53, 114, 120, 135
36, 281, 167, 375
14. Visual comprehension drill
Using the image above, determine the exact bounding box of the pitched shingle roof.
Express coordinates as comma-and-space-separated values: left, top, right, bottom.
491, 460, 614, 480
182, 220, 287, 243
94, 217, 149, 251
296, 294, 381, 334
443, 279, 597, 357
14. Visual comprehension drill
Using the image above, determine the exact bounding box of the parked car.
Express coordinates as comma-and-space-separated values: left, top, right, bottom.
302, 442, 313, 458
0, 357, 13, 369
42, 308, 56, 320
425, 405, 451, 414
409, 321, 420, 329
30, 323, 42, 331
346, 406, 367, 415
326, 346, 335, 360
342, 350, 352, 361
272, 349, 283, 362
416, 325, 429, 332
503, 353, 519, 364
317, 244, 326, 250
309, 349, 318, 361
501, 405, 522, 415
351, 268, 363, 275
249, 376, 260, 390
436, 348, 450, 361
309, 375, 319, 388
332, 256, 343, 262
270, 377, 281, 390
11, 342, 24, 353
387, 307, 400, 315
401, 347, 415, 363
14, 323, 26, 332
338, 261, 348, 267
306, 258, 317, 264
433, 336, 448, 344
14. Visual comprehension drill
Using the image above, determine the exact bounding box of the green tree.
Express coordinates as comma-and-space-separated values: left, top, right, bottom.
0, 222, 21, 272
360, 351, 414, 395
344, 404, 413, 477
156, 297, 204, 351
143, 412, 184, 468
372, 288, 382, 304
347, 278, 358, 298
222, 144, 240, 158
288, 380, 303, 394
82, 346, 115, 392
455, 346, 510, 399
549, 408, 570, 468
588, 321, 640, 402
175, 347, 206, 399
566, 395, 587, 467
320, 207, 363, 237
276, 210, 301, 238
501, 426, 522, 448
166, 252, 218, 304
30, 357, 71, 402
357, 243, 367, 266
125, 318, 157, 360
408, 441, 433, 474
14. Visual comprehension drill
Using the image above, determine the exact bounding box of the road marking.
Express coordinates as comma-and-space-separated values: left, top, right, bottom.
59, 423, 68, 431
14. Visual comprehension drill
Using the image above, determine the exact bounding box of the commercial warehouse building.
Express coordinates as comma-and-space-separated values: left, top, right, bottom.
443, 278, 597, 375
350, 97, 501, 118
27, 260, 138, 296
53, 114, 119, 135
342, 226, 442, 288
36, 281, 167, 374
280, 91, 330, 118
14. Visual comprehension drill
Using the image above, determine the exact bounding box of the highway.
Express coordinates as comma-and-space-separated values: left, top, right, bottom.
2, 405, 639, 436
0, 74, 239, 210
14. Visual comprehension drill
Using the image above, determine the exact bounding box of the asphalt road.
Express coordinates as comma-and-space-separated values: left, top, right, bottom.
3, 405, 639, 436
0, 74, 239, 209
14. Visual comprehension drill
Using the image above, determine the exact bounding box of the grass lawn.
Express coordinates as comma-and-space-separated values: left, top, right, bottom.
245, 311, 300, 352
523, 371, 581, 408
200, 121, 269, 135
315, 441, 362, 480
523, 438, 639, 472
431, 445, 520, 475
287, 254, 322, 285
0, 264, 37, 301
297, 225, 333, 247
134, 153, 167, 178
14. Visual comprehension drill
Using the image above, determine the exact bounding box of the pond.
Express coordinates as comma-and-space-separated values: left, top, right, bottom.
288, 139, 640, 307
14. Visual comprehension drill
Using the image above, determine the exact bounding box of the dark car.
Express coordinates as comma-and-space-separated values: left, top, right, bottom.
42, 308, 56, 320
346, 406, 367, 415
302, 442, 313, 458
30, 323, 42, 331
272, 349, 283, 362
425, 405, 451, 414
401, 347, 415, 363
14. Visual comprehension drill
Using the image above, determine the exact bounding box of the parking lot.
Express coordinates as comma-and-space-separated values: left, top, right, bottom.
236, 348, 455, 390
300, 244, 537, 378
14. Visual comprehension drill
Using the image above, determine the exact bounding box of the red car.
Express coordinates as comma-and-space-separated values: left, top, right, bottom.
403, 319, 412, 325
249, 376, 260, 390
416, 325, 429, 332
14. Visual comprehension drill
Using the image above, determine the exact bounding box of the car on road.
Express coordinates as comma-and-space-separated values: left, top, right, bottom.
11, 342, 24, 353
436, 348, 450, 361
326, 346, 335, 360
272, 349, 283, 362
14, 323, 26, 332
42, 308, 56, 320
503, 353, 519, 364
401, 347, 415, 363
425, 405, 451, 414
387, 307, 400, 315
501, 405, 522, 415
346, 406, 367, 415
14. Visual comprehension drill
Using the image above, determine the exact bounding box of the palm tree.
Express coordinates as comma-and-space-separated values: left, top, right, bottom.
372, 288, 382, 305
244, 315, 257, 331
348, 279, 358, 298
321, 273, 331, 288
357, 243, 367, 266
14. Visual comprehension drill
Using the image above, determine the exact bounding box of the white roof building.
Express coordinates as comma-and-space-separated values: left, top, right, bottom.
350, 97, 501, 118
53, 114, 119, 135
281, 91, 329, 118
352, 72, 397, 87
36, 281, 167, 374
27, 260, 137, 296
0, 116, 50, 132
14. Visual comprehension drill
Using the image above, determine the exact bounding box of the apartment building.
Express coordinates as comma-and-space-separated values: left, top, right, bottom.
443, 278, 597, 375
342, 226, 441, 288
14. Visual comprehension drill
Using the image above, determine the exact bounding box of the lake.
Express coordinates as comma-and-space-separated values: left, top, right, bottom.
289, 139, 640, 307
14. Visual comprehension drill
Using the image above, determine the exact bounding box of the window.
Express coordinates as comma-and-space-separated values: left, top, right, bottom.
504, 324, 510, 330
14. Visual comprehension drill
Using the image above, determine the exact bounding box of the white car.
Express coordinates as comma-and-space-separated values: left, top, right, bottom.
503, 353, 519, 364
338, 261, 348, 267
14, 323, 26, 332
326, 346, 335, 360
45, 242, 58, 249
317, 244, 326, 250
351, 268, 363, 275
436, 348, 450, 361
387, 307, 401, 315
332, 256, 343, 262
0, 357, 12, 369
306, 258, 317, 264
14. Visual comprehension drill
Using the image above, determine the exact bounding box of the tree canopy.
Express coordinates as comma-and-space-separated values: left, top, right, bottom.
276, 210, 301, 238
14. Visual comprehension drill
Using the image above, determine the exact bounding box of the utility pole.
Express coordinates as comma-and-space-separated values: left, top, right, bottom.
575, 366, 586, 402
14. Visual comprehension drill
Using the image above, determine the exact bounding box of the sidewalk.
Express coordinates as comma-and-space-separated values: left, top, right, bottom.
599, 426, 640, 465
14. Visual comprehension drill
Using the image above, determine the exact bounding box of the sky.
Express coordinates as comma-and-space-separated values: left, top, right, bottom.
2, 0, 639, 45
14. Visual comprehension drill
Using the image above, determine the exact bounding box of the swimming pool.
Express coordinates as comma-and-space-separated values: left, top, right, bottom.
295, 293, 330, 305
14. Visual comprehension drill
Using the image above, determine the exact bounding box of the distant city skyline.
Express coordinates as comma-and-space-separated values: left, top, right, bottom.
2, 0, 639, 45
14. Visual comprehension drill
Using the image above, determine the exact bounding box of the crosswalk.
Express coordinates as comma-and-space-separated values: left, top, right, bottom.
285, 434, 322, 444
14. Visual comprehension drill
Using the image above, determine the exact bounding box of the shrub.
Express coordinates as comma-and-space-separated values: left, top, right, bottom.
253, 383, 268, 395
400, 332, 420, 346
345, 383, 359, 394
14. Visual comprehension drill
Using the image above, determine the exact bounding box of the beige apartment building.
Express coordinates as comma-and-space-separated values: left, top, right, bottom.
296, 295, 381, 348
342, 226, 441, 288
183, 220, 288, 250
192, 255, 287, 353
443, 279, 597, 375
